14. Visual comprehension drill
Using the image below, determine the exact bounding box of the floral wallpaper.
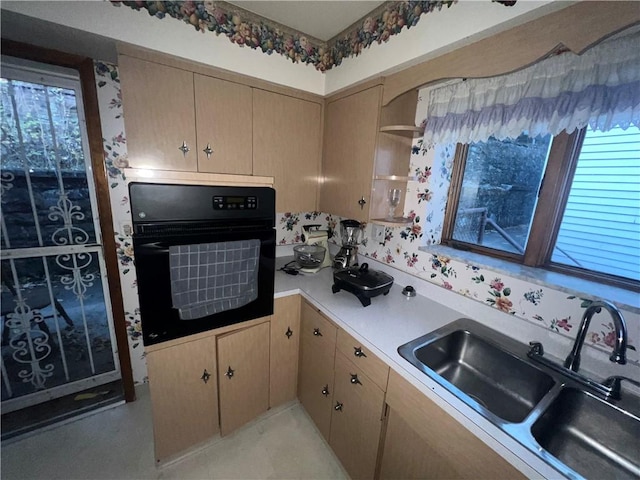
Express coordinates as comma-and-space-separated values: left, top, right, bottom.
112, 1, 515, 72
94, 61, 146, 384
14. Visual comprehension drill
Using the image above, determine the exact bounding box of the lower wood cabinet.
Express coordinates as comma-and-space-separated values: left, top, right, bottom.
298, 300, 337, 441
329, 351, 386, 480
146, 296, 301, 463
298, 300, 389, 479
217, 321, 270, 436
270, 295, 301, 408
146, 335, 219, 463
380, 370, 526, 480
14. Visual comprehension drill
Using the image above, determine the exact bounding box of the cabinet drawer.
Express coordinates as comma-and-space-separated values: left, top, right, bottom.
336, 329, 389, 391
300, 301, 337, 353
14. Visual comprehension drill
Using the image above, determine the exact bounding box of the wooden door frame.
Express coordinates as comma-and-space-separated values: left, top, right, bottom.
1, 39, 136, 402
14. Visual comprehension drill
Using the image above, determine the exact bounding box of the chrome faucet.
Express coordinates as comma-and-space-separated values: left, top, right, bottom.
564, 300, 627, 372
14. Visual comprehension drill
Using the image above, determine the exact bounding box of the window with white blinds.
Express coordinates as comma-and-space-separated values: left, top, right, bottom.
552, 126, 640, 281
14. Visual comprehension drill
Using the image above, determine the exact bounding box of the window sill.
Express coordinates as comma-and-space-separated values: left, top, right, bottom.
419, 244, 640, 314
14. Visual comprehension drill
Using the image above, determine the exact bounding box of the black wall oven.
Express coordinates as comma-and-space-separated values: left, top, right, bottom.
129, 183, 275, 346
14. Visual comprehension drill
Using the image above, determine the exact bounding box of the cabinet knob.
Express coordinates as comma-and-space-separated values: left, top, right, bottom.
285, 327, 293, 339
358, 196, 367, 209
203, 143, 214, 158
201, 369, 211, 384
225, 366, 235, 379
334, 401, 343, 412
313, 328, 322, 337
354, 347, 367, 358
178, 140, 190, 156
321, 385, 330, 396
350, 373, 362, 385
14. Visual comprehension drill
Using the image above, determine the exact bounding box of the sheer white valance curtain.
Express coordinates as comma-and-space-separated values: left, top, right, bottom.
420, 32, 640, 146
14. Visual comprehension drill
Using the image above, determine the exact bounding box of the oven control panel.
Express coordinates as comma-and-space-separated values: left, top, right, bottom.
212, 195, 257, 210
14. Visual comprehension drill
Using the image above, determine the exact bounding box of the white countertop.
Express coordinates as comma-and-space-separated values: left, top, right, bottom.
275, 256, 567, 480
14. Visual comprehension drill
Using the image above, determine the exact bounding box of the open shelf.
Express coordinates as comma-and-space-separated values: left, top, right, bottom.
379, 125, 424, 138
371, 217, 413, 227
374, 175, 417, 182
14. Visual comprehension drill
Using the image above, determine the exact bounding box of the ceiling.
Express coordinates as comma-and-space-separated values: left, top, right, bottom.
226, 1, 386, 41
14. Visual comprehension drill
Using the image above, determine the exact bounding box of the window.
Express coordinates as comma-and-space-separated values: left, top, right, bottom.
443, 125, 640, 289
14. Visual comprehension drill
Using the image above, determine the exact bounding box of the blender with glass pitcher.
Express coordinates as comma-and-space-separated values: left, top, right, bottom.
333, 219, 364, 269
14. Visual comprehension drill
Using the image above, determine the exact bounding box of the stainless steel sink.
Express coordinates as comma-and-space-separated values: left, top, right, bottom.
532, 387, 640, 480
399, 318, 555, 422
398, 318, 640, 479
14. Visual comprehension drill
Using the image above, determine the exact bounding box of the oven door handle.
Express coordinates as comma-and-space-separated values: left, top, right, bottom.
136, 242, 170, 254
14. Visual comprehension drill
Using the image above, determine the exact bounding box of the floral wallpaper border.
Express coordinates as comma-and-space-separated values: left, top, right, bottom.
112, 1, 516, 72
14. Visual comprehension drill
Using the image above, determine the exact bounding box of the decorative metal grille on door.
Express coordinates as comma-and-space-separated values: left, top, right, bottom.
0, 60, 120, 412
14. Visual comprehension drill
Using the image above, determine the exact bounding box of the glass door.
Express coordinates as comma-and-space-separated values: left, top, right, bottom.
0, 59, 120, 412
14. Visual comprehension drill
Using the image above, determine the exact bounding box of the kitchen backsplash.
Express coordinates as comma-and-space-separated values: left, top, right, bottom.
95, 61, 637, 384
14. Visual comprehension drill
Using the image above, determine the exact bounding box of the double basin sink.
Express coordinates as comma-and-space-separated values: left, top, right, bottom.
398, 318, 640, 480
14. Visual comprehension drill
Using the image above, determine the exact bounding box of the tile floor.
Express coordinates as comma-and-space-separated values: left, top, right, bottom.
1, 385, 348, 479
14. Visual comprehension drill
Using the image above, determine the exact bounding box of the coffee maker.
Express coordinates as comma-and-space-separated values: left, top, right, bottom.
300, 224, 333, 271
333, 219, 364, 269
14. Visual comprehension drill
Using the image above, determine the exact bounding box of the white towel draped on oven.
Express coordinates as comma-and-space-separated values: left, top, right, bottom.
169, 239, 260, 320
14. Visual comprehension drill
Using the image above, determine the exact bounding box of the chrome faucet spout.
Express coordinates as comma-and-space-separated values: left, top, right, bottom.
564, 300, 627, 372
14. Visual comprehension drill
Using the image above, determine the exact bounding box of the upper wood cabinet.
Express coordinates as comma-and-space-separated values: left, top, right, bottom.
320, 86, 381, 221
253, 90, 322, 212
119, 55, 253, 175
195, 74, 252, 175
119, 55, 198, 172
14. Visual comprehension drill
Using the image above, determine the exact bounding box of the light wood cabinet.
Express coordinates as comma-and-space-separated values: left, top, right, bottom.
329, 351, 387, 480
269, 295, 301, 408
195, 74, 252, 175
119, 55, 253, 175
119, 55, 197, 172
380, 370, 526, 480
253, 90, 322, 212
145, 335, 218, 463
320, 86, 381, 221
217, 321, 270, 436
298, 300, 337, 441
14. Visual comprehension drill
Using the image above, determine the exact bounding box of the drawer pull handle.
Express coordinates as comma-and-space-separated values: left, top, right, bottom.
354, 347, 367, 358
334, 402, 343, 412
285, 327, 293, 339
321, 385, 330, 397
178, 140, 190, 156
358, 196, 367, 209
313, 328, 323, 337
350, 373, 362, 385
225, 366, 235, 379
201, 369, 211, 384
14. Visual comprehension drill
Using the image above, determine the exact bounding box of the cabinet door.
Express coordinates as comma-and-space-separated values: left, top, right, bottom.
380, 370, 526, 480
329, 351, 386, 480
298, 301, 337, 441
217, 322, 270, 436
320, 86, 381, 220
194, 74, 252, 175
253, 90, 322, 212
146, 335, 218, 463
270, 295, 301, 408
118, 55, 197, 171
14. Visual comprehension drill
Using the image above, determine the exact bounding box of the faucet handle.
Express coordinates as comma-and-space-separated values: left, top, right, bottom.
528, 341, 544, 356
603, 375, 640, 400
